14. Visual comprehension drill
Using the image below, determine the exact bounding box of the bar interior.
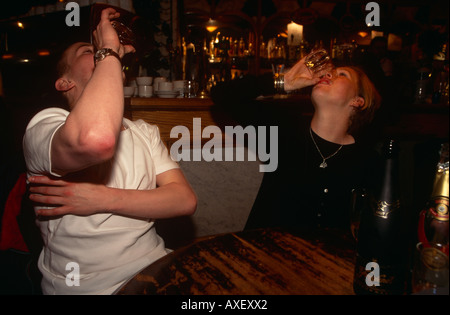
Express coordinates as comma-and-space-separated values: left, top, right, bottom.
1, 0, 448, 296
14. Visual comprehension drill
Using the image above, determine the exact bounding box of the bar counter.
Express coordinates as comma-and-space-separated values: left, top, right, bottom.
125, 96, 227, 147
123, 94, 313, 148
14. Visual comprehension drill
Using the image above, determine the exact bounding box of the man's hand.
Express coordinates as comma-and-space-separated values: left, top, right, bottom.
29, 169, 197, 220
29, 176, 110, 217
93, 8, 135, 57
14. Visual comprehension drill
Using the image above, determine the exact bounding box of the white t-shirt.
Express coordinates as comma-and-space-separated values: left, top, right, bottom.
23, 107, 179, 294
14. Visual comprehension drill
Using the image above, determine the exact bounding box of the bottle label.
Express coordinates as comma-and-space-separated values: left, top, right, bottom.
373, 200, 400, 219
421, 247, 448, 270
429, 198, 449, 221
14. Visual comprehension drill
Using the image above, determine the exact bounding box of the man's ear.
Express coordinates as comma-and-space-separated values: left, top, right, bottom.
351, 96, 365, 109
55, 78, 75, 92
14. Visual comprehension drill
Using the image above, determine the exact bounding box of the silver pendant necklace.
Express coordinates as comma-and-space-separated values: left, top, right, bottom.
310, 128, 343, 168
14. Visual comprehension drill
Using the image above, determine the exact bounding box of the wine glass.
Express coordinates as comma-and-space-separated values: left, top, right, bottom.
350, 188, 368, 241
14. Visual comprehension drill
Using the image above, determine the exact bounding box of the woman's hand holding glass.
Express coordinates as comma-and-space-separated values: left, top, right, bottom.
284, 49, 336, 91
283, 56, 321, 91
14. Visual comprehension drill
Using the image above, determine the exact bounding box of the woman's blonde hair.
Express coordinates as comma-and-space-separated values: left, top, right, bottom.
347, 66, 381, 136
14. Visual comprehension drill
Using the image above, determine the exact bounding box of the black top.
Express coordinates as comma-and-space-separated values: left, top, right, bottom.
246, 126, 379, 231
211, 73, 380, 233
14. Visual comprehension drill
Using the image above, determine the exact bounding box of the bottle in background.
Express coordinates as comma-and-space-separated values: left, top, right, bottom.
432, 44, 448, 104
418, 143, 449, 255
414, 70, 431, 104
353, 139, 407, 295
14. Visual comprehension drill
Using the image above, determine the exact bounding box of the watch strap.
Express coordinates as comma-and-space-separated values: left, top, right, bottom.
94, 48, 122, 66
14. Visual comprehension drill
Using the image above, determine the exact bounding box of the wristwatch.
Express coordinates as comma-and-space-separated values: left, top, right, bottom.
94, 48, 121, 66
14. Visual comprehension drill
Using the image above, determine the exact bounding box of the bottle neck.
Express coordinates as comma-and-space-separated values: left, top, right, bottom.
373, 140, 401, 219
431, 165, 449, 200
378, 159, 400, 202
429, 166, 449, 221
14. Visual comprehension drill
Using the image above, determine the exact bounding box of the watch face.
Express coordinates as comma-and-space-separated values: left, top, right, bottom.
95, 49, 109, 62
94, 50, 102, 61
94, 48, 121, 65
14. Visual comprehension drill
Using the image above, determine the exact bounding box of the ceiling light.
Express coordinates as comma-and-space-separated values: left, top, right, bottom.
206, 19, 218, 33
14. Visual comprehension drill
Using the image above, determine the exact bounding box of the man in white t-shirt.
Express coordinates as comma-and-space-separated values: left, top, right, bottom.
22, 8, 196, 294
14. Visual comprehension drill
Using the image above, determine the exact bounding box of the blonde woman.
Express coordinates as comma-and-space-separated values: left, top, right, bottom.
249, 60, 381, 231
211, 56, 381, 231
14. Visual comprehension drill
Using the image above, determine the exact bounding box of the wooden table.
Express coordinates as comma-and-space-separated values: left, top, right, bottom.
117, 228, 356, 295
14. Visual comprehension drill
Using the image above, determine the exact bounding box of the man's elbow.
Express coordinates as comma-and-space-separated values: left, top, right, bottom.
183, 189, 197, 216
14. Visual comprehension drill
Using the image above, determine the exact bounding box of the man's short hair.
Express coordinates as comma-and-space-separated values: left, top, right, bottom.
56, 49, 70, 78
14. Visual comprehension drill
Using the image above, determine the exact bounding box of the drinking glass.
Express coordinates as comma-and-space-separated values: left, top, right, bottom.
305, 49, 334, 77
184, 81, 199, 98
272, 63, 285, 94
111, 21, 136, 46
350, 188, 368, 241
90, 3, 137, 47
412, 242, 449, 295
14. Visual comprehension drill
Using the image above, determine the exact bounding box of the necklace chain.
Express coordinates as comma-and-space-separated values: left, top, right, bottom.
309, 128, 343, 169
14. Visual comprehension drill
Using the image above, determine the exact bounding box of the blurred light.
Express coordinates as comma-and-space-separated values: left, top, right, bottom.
2, 54, 14, 60
358, 32, 368, 38
287, 22, 303, 45
206, 26, 218, 32
21, 59, 30, 63
371, 31, 384, 39
38, 50, 50, 56
206, 19, 218, 33
17, 22, 24, 29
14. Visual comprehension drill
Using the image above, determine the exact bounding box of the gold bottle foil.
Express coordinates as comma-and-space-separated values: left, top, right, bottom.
432, 167, 449, 199
430, 167, 449, 221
